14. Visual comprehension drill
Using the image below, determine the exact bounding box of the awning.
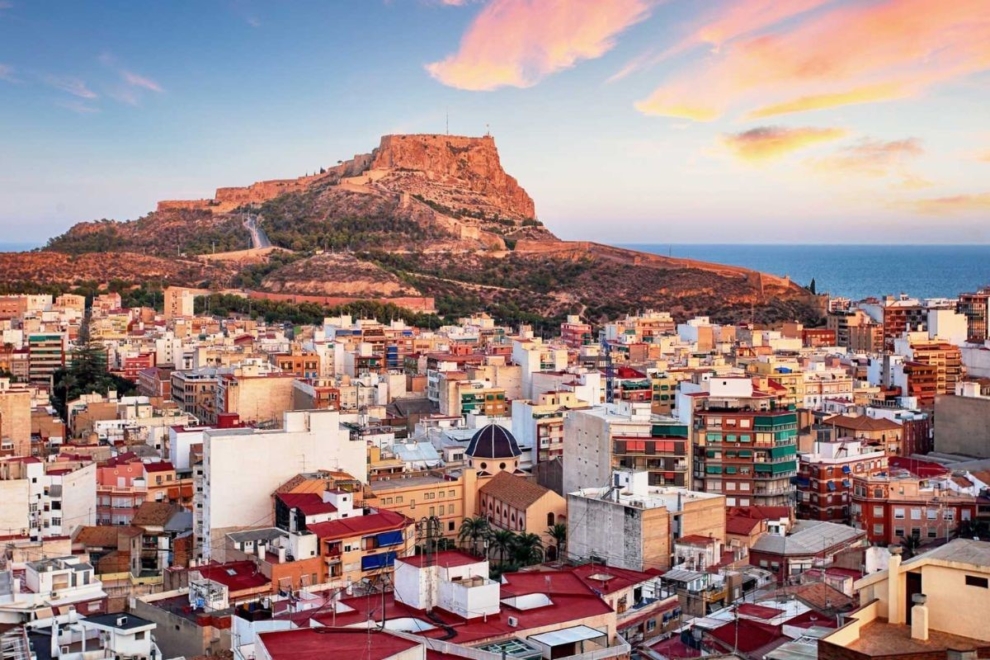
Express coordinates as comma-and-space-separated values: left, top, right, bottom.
361, 551, 396, 571
827, 481, 837, 492
529, 625, 607, 648
841, 465, 851, 474
377, 530, 403, 547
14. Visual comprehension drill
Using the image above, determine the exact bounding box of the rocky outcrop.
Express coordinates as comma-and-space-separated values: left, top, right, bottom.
369, 134, 536, 220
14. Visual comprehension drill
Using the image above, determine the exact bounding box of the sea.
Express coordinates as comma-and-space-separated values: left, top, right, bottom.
623, 244, 990, 302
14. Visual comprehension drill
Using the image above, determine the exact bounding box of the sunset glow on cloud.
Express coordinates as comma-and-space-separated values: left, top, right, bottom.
636, 0, 990, 121
908, 193, 990, 215
810, 138, 923, 177
721, 126, 847, 162
427, 0, 653, 90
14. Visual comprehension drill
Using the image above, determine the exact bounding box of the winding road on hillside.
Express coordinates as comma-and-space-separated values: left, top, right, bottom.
243, 215, 272, 249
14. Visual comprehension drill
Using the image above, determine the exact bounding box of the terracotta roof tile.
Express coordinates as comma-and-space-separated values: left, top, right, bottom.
478, 471, 554, 511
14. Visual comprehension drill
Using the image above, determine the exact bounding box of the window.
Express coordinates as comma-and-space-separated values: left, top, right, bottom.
927, 529, 937, 538
873, 524, 884, 536
894, 508, 905, 520
395, 496, 403, 504
894, 527, 904, 538
448, 521, 455, 532
449, 489, 455, 498
873, 506, 884, 517
646, 620, 657, 632
927, 508, 938, 520
911, 508, 921, 520
429, 507, 434, 516
135, 632, 146, 640
965, 576, 989, 588
547, 512, 555, 526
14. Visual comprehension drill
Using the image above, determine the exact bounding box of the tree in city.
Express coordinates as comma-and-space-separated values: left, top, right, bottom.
458, 516, 491, 556
51, 313, 136, 421
547, 523, 567, 562
490, 529, 517, 566
512, 532, 544, 566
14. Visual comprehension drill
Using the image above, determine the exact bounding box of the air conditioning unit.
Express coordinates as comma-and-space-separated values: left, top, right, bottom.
507, 616, 519, 628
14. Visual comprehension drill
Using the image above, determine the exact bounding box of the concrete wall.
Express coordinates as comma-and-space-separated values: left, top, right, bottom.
0, 479, 29, 535
201, 410, 365, 560
131, 596, 227, 659
563, 412, 611, 496
0, 388, 31, 456
679, 495, 727, 543
934, 394, 990, 458
566, 496, 670, 571
919, 563, 990, 642
60, 463, 97, 537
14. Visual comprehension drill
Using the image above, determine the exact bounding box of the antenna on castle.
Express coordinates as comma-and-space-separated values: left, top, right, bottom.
486, 123, 491, 137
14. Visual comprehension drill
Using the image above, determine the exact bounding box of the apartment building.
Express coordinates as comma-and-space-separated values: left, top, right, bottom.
368, 469, 479, 542
796, 439, 888, 522
564, 401, 691, 496
27, 333, 66, 386
511, 391, 587, 466
692, 378, 798, 508
0, 457, 96, 541
197, 410, 366, 561
0, 378, 31, 457
958, 288, 990, 342
567, 470, 725, 571
850, 471, 976, 545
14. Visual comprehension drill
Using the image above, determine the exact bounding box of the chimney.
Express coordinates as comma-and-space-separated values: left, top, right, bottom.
887, 546, 904, 623
910, 594, 928, 641
278, 546, 286, 563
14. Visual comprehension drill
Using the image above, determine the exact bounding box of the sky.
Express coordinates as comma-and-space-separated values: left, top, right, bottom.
1, 0, 989, 245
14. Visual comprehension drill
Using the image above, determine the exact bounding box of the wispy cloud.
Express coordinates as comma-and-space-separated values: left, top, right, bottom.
0, 63, 18, 83
979, 150, 990, 163
98, 53, 164, 104
122, 70, 163, 93
44, 75, 98, 99
0, 1, 12, 11
720, 125, 847, 162
906, 192, 990, 215
612, 0, 833, 83
636, 0, 990, 121
810, 138, 923, 176
56, 99, 101, 114
426, 0, 653, 90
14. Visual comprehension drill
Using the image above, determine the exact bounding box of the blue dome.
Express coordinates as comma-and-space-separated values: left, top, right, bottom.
465, 424, 521, 459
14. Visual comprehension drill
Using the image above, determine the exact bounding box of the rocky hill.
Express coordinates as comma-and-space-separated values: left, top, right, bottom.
14, 133, 823, 325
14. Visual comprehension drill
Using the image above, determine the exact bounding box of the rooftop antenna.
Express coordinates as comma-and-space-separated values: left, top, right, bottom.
486, 123, 491, 137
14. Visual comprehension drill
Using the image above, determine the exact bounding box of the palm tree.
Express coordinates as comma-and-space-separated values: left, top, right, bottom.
901, 533, 923, 559
547, 523, 567, 562
490, 530, 517, 566
458, 517, 490, 556
512, 532, 544, 566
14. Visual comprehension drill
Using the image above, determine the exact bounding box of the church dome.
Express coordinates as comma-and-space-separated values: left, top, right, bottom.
466, 424, 521, 459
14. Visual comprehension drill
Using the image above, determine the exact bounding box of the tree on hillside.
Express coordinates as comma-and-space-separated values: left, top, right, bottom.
51, 313, 136, 422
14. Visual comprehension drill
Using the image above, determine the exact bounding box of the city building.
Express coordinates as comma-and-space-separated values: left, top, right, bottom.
563, 401, 691, 496
567, 470, 725, 571
958, 289, 990, 342
820, 541, 990, 660
27, 333, 66, 387
748, 519, 866, 584
850, 470, 976, 546
796, 439, 887, 522
692, 378, 798, 507
478, 472, 566, 556
197, 410, 366, 561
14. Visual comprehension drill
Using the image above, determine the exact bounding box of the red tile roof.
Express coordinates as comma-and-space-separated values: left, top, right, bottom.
726, 515, 763, 536
276, 493, 337, 516
399, 550, 481, 569
567, 563, 657, 596
737, 603, 784, 620
677, 535, 717, 546
258, 629, 420, 660
307, 509, 410, 541
194, 561, 269, 592
708, 618, 781, 653
650, 635, 701, 659
143, 461, 175, 473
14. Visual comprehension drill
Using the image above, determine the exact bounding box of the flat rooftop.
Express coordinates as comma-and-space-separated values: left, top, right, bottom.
844, 621, 987, 656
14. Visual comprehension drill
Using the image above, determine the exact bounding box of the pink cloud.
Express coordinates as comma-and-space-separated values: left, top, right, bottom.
636, 0, 990, 120
721, 125, 847, 162
427, 0, 653, 90
122, 70, 163, 93
44, 75, 98, 99
611, 0, 833, 83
